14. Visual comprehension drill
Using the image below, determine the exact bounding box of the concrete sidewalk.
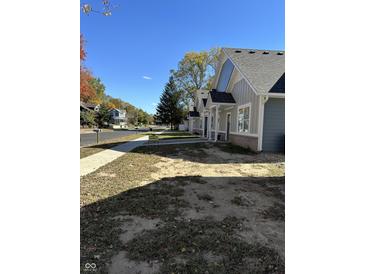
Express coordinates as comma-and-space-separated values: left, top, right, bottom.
80, 135, 149, 177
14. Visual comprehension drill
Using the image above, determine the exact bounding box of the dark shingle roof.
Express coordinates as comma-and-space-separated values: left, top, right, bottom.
189, 111, 200, 117
202, 98, 207, 107
223, 48, 285, 94
80, 101, 96, 109
80, 101, 96, 111
209, 90, 236, 104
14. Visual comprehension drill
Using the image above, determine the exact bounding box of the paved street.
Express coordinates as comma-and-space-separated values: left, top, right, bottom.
80, 130, 143, 147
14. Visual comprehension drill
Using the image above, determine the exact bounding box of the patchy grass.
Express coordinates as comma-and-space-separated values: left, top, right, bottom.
80, 143, 285, 273
124, 217, 284, 274
134, 142, 210, 159
231, 196, 254, 207
261, 202, 285, 221
80, 133, 145, 159
197, 193, 214, 201
116, 180, 190, 221
216, 143, 257, 155
80, 151, 161, 206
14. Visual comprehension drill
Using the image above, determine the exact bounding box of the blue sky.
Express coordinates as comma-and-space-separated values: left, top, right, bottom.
81, 0, 284, 114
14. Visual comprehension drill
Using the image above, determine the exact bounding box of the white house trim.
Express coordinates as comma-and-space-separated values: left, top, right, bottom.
257, 95, 269, 151
267, 93, 285, 98
230, 132, 259, 138
236, 102, 252, 134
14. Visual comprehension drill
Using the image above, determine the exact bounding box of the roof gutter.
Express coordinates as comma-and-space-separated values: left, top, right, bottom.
265, 93, 285, 98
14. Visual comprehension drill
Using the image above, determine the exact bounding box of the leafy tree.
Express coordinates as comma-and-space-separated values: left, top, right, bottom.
171, 48, 221, 106
108, 98, 124, 109
155, 77, 184, 130
80, 111, 96, 127
80, 35, 86, 61
95, 103, 111, 127
89, 77, 106, 104
137, 109, 151, 125
80, 67, 96, 102
80, 34, 96, 102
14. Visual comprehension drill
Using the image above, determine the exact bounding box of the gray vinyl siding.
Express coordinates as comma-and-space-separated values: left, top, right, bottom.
262, 98, 285, 152
229, 78, 260, 134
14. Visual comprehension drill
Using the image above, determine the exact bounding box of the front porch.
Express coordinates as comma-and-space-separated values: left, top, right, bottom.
201, 103, 235, 142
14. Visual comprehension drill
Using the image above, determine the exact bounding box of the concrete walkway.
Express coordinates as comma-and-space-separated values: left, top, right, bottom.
80, 135, 149, 177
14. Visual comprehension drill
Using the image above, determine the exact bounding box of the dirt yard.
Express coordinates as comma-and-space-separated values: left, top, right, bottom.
80, 142, 285, 273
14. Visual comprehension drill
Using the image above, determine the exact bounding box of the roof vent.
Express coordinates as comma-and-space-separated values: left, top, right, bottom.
234, 50, 242, 53
248, 50, 256, 54
263, 51, 269, 54
277, 52, 284, 55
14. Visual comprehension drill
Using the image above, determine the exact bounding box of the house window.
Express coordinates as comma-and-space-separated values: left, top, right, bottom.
238, 105, 250, 133
216, 59, 234, 92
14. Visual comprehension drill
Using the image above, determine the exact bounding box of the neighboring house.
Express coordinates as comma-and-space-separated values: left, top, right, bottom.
80, 101, 98, 126
109, 108, 127, 128
188, 90, 208, 133
188, 48, 285, 152
80, 101, 98, 112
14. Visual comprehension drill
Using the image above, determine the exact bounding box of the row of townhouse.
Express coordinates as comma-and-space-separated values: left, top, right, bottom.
188, 48, 285, 152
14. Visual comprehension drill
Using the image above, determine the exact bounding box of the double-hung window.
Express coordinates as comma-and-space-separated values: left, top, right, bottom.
237, 104, 250, 133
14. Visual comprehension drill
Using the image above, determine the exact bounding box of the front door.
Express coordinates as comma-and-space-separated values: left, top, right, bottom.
226, 113, 231, 141
204, 116, 208, 137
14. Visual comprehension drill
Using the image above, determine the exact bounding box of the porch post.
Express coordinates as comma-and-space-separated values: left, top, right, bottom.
208, 111, 211, 140
202, 114, 205, 138
215, 105, 219, 142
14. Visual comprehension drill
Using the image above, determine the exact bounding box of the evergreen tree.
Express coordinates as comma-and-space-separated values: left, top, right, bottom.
95, 103, 111, 128
155, 77, 184, 130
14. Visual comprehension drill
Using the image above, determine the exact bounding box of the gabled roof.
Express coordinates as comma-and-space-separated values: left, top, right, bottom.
80, 101, 96, 109
109, 108, 126, 113
223, 48, 285, 94
209, 90, 236, 104
80, 101, 96, 112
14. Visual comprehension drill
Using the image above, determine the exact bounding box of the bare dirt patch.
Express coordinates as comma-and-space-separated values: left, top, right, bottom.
80, 143, 285, 273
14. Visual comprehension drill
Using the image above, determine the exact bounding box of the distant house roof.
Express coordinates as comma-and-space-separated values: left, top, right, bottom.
110, 108, 126, 113
202, 98, 207, 107
189, 111, 200, 117
80, 101, 96, 111
209, 90, 236, 104
223, 48, 285, 94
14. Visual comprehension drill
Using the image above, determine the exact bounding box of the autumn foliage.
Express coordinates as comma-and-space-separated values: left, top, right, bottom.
80, 67, 96, 102
80, 35, 86, 61
80, 35, 96, 102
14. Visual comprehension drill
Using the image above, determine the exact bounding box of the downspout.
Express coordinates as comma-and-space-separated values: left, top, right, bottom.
257, 95, 269, 151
